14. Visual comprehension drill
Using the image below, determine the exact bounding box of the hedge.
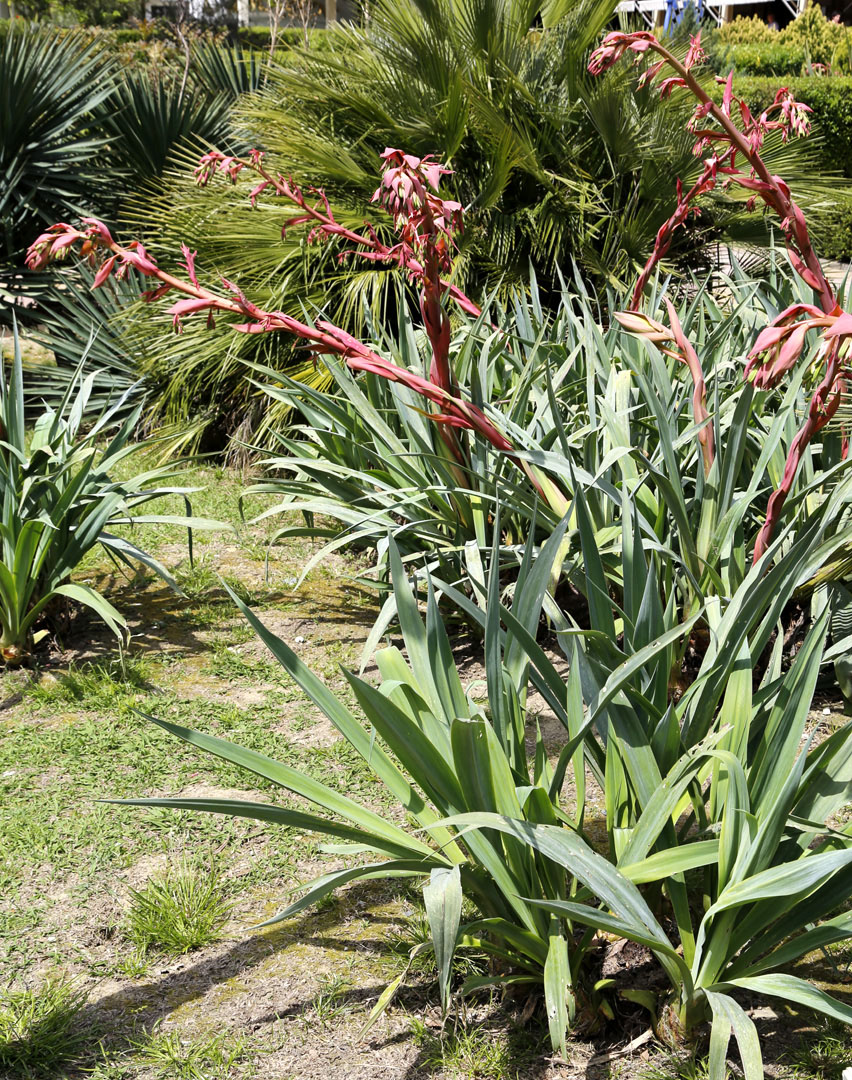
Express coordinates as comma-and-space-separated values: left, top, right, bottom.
233, 25, 330, 50
711, 76, 852, 260
710, 42, 808, 76
0, 17, 328, 49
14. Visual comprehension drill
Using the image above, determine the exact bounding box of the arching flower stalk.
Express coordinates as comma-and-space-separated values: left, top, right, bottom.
590, 32, 850, 559
26, 155, 569, 518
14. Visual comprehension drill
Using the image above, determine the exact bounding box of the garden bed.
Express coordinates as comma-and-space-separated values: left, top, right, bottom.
1, 461, 850, 1080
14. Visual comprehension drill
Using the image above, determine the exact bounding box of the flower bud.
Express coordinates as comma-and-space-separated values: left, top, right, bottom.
614, 311, 672, 342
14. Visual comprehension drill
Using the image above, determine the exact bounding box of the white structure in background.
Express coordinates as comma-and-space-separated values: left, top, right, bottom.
616, 0, 807, 24
143, 0, 338, 24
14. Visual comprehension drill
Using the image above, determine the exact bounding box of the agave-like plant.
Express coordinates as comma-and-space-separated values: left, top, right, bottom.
114, 477, 852, 1071
242, 249, 831, 585
0, 325, 222, 662
191, 41, 267, 99
114, 526, 710, 1052
470, 501, 852, 1076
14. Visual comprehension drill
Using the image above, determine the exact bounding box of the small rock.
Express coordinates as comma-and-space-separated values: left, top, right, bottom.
824, 707, 832, 715
295, 635, 306, 644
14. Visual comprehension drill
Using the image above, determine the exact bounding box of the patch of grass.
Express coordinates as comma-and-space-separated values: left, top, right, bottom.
0, 978, 89, 1077
26, 655, 152, 713
175, 562, 259, 606
302, 739, 397, 811
786, 1022, 851, 1079
0, 693, 335, 899
125, 861, 233, 954
90, 947, 150, 980
85, 1061, 136, 1080
392, 903, 486, 980
629, 1051, 718, 1080
204, 641, 280, 684
133, 1025, 248, 1080
817, 938, 852, 985
411, 1020, 517, 1079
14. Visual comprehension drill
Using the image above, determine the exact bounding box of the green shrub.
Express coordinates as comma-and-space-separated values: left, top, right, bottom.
812, 192, 852, 261
117, 0, 829, 454
781, 1, 850, 62
94, 69, 235, 182
714, 14, 774, 46
118, 530, 619, 1055
120, 481, 852, 1074
245, 256, 849, 606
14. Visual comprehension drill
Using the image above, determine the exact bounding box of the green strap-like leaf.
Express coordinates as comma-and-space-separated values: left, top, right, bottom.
139, 713, 436, 858
423, 865, 463, 1013
107, 797, 430, 861
704, 989, 763, 1080
722, 973, 852, 1026
543, 930, 571, 1056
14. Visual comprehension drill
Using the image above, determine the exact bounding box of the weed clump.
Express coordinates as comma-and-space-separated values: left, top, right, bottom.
125, 862, 232, 955
0, 978, 88, 1077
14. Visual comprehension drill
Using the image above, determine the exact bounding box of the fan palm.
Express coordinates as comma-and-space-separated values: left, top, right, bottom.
94, 70, 236, 184
0, 25, 114, 264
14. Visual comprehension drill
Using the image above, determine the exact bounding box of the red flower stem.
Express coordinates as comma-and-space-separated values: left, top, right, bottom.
753, 342, 843, 559
629, 42, 835, 316
630, 160, 718, 312
662, 298, 715, 476
95, 236, 554, 502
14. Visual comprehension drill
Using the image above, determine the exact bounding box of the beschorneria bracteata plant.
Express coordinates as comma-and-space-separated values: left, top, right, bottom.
26, 150, 568, 517
589, 31, 851, 561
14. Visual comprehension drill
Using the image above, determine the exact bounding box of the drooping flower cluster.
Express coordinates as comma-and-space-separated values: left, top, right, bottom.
192, 147, 481, 322
589, 31, 848, 560
26, 219, 157, 279
745, 304, 852, 389
194, 149, 264, 186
